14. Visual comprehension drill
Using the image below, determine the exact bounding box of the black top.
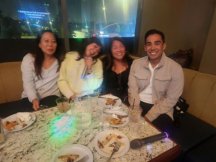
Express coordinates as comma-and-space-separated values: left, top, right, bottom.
101, 56, 133, 104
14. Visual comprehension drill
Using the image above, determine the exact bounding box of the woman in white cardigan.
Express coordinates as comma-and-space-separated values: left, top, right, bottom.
58, 37, 103, 99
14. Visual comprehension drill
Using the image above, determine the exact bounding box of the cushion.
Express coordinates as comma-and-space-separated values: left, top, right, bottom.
169, 49, 193, 68
201, 83, 216, 127
0, 62, 22, 104
186, 73, 216, 117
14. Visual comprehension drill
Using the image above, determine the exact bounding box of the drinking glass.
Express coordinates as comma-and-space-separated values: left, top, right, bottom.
73, 97, 92, 129
129, 106, 142, 123
56, 97, 70, 113
128, 106, 142, 138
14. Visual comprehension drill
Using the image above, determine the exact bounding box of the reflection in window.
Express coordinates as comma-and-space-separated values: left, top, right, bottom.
0, 0, 139, 39
67, 0, 139, 38
0, 0, 61, 38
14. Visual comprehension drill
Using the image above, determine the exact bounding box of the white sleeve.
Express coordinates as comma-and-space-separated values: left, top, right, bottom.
21, 54, 38, 102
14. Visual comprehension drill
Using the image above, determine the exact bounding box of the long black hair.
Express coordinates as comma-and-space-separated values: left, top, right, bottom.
76, 37, 103, 61
34, 30, 62, 78
104, 37, 133, 70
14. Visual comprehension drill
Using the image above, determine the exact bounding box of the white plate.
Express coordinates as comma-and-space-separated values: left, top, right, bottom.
98, 94, 122, 108
94, 130, 129, 158
2, 112, 36, 133
53, 144, 93, 162
103, 110, 129, 128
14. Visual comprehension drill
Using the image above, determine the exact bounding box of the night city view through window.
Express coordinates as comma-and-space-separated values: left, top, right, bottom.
0, 0, 139, 39
0, 0, 61, 38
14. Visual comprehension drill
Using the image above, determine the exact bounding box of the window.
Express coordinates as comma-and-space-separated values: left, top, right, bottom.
0, 0, 139, 39
0, 0, 141, 62
0, 0, 61, 38
67, 0, 139, 38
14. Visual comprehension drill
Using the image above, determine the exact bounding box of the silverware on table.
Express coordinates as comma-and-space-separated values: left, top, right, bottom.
107, 142, 120, 162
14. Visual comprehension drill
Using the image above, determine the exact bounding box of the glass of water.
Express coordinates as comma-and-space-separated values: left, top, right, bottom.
73, 97, 92, 129
128, 106, 142, 138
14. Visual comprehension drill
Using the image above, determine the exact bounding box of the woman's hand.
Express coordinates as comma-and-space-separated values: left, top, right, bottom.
32, 98, 40, 111
84, 56, 93, 73
83, 42, 101, 75
69, 94, 76, 102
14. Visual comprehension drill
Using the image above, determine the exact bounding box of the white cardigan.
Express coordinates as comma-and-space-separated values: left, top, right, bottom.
58, 51, 103, 98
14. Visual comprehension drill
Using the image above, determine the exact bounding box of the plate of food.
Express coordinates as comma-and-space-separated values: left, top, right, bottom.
94, 130, 129, 158
2, 112, 36, 133
98, 94, 122, 108
53, 144, 93, 162
103, 109, 129, 127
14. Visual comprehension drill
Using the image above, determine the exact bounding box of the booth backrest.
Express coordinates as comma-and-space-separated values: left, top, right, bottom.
0, 62, 22, 104
182, 68, 216, 127
1, 62, 216, 127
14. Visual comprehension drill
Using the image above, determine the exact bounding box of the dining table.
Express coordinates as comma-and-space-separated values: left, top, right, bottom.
0, 96, 180, 162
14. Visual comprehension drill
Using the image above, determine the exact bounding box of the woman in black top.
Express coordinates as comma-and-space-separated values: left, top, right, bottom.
102, 37, 133, 105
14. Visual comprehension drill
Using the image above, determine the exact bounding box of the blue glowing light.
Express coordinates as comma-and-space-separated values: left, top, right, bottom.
164, 132, 169, 138
146, 144, 152, 152
18, 10, 50, 20
49, 115, 78, 146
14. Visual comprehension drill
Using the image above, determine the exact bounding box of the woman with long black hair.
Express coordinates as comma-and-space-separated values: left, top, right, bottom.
21, 30, 62, 110
58, 37, 103, 99
101, 37, 133, 105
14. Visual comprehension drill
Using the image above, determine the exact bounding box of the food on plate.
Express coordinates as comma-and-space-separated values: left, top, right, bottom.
21, 122, 27, 128
104, 113, 128, 126
57, 154, 79, 162
3, 120, 19, 131
107, 117, 123, 125
97, 133, 123, 151
105, 98, 117, 106
2, 113, 35, 132
95, 130, 130, 157
98, 140, 104, 149
17, 113, 32, 123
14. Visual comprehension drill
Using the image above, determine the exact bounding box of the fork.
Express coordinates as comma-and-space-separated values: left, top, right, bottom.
107, 142, 120, 162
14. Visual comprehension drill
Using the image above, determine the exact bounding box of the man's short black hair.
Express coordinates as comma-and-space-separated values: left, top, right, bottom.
144, 29, 165, 44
